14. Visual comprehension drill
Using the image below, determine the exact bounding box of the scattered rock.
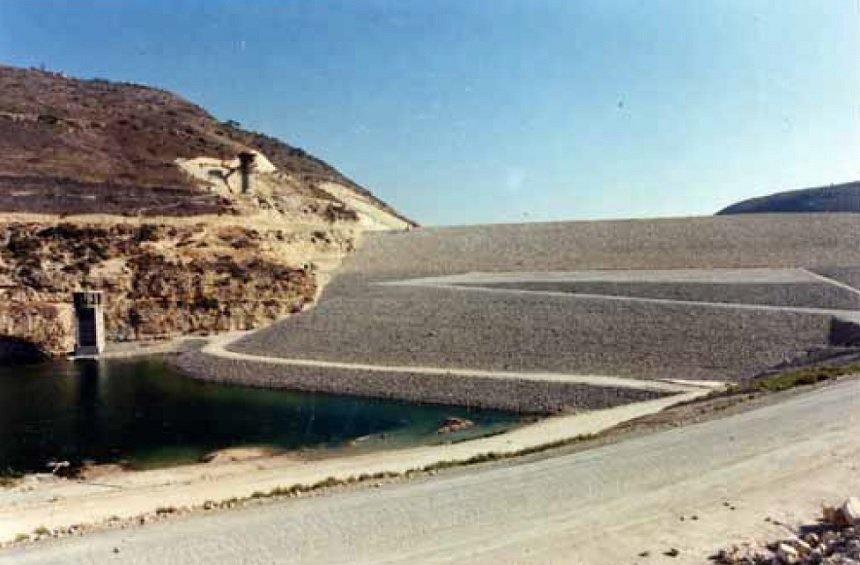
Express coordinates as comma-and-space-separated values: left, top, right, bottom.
843, 497, 860, 524
200, 446, 279, 464
436, 417, 475, 434
77, 463, 126, 481
714, 543, 774, 564
792, 539, 812, 556
776, 542, 798, 564
716, 497, 860, 564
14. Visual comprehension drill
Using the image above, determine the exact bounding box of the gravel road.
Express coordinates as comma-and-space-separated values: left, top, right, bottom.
8, 377, 860, 564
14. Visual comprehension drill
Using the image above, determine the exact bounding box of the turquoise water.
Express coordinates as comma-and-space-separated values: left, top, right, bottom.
0, 356, 520, 474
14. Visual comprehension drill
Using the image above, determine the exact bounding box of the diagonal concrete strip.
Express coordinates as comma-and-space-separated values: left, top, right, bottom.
380, 278, 858, 318
800, 267, 860, 300
382, 268, 821, 285
207, 333, 708, 394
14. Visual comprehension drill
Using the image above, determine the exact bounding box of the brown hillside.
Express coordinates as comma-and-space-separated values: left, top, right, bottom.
0, 64, 407, 221
0, 65, 412, 360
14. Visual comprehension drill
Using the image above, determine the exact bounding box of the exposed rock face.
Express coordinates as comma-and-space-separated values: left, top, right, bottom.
0, 221, 329, 354
0, 302, 73, 359
0, 65, 412, 358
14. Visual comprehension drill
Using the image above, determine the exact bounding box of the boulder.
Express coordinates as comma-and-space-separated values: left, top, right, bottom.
436, 416, 475, 434
843, 497, 860, 524
776, 542, 798, 564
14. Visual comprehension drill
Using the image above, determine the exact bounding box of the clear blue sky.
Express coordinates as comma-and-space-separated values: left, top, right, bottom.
1, 1, 858, 225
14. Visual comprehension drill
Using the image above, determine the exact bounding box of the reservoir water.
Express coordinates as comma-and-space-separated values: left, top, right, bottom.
0, 356, 520, 475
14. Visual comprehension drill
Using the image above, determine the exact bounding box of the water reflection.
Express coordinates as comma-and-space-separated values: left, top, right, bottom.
0, 357, 518, 474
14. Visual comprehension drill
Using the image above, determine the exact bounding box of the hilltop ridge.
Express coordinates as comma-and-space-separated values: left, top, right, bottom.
0, 64, 411, 226
717, 180, 860, 215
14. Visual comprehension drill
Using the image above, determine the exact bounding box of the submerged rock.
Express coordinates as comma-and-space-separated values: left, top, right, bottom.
436, 417, 475, 434
200, 446, 279, 464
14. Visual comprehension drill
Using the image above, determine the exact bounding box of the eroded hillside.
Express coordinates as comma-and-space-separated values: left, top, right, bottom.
0, 65, 409, 223
0, 65, 412, 359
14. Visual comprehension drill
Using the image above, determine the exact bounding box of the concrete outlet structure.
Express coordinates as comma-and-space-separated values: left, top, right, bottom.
238, 151, 256, 194
73, 291, 105, 356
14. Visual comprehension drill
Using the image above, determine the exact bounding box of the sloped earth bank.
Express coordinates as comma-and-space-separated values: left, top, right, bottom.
178, 332, 675, 414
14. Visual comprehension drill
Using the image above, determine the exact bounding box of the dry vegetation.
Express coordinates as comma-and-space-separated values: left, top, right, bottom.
0, 64, 406, 221
0, 222, 328, 353
0, 65, 413, 358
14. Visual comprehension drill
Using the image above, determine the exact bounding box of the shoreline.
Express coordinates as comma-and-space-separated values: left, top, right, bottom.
83, 335, 207, 360
0, 384, 711, 545
174, 349, 674, 414
174, 329, 699, 414
5, 374, 857, 563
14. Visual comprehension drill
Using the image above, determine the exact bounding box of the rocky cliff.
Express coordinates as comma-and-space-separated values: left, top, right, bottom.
0, 65, 412, 360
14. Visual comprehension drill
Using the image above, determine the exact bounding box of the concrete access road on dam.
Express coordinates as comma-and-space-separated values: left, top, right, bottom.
8, 375, 860, 564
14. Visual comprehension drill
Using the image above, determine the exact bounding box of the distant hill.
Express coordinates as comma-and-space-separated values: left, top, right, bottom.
717, 181, 860, 215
